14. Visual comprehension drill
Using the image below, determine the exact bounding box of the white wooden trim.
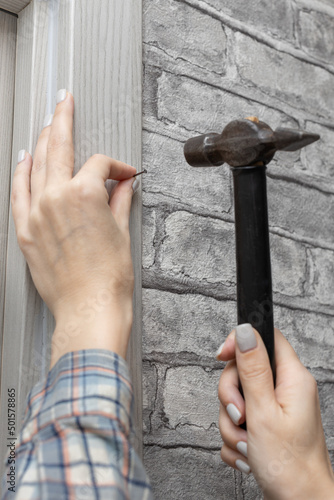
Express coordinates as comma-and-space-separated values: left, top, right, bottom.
0, 0, 143, 485
0, 2, 50, 485
0, 10, 17, 391
0, 1, 30, 14
57, 0, 143, 453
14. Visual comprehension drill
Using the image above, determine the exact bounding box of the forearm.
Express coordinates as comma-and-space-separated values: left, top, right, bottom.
50, 291, 133, 369
2, 349, 153, 500
263, 473, 334, 500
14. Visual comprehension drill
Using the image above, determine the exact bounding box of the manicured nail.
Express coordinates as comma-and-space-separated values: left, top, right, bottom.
43, 114, 53, 128
56, 89, 67, 104
235, 323, 257, 353
216, 341, 225, 359
237, 441, 248, 458
226, 403, 241, 425
236, 459, 251, 474
18, 150, 26, 163
132, 178, 140, 194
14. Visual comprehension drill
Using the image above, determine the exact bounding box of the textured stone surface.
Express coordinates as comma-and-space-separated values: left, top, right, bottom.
268, 233, 307, 297
307, 248, 334, 306
274, 306, 334, 371
142, 131, 232, 216
142, 0, 334, 497
156, 71, 294, 135
144, 446, 237, 500
268, 178, 334, 245
297, 10, 334, 64
160, 211, 235, 285
301, 122, 334, 179
144, 0, 227, 74
143, 289, 235, 357
202, 0, 294, 41
163, 366, 220, 429
142, 362, 158, 433
234, 31, 333, 118
319, 383, 334, 445
142, 206, 156, 269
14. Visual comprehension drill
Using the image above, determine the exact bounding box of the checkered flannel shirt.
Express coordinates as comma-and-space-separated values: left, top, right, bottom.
1, 349, 153, 500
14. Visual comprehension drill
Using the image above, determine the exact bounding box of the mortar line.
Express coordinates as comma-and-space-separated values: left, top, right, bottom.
142, 282, 334, 318
144, 51, 330, 126
175, 0, 334, 76
142, 199, 334, 252
143, 442, 221, 452
152, 65, 308, 125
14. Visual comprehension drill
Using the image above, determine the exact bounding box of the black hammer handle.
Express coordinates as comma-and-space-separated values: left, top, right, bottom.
232, 165, 276, 385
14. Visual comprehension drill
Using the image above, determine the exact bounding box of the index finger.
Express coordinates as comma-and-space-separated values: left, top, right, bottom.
216, 330, 236, 362
273, 328, 305, 386
75, 154, 137, 184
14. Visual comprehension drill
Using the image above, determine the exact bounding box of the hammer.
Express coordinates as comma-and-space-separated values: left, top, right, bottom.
184, 118, 319, 405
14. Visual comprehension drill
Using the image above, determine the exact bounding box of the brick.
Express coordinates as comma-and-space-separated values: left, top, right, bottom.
144, 0, 227, 74
142, 362, 158, 433
204, 0, 294, 41
236, 474, 264, 499
300, 122, 334, 178
268, 177, 334, 245
143, 206, 156, 269
157, 71, 295, 135
144, 446, 237, 500
318, 383, 334, 443
274, 306, 334, 371
307, 247, 334, 306
163, 366, 220, 428
143, 132, 232, 215
142, 289, 236, 357
160, 211, 236, 285
234, 32, 333, 117
318, 0, 334, 7
270, 233, 307, 297
142, 289, 334, 376
159, 211, 308, 297
330, 451, 334, 470
297, 10, 334, 64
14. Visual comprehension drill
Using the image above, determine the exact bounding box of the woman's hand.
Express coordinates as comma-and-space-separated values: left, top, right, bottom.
217, 324, 334, 500
11, 91, 138, 367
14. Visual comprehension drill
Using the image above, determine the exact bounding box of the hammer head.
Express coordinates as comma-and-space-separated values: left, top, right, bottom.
184, 118, 320, 168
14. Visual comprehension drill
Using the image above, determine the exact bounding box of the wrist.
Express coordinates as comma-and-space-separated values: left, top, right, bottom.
50, 292, 133, 369
270, 474, 334, 500
315, 477, 334, 500
299, 465, 334, 500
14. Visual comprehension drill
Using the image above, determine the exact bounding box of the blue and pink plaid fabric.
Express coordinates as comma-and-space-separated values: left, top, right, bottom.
1, 349, 153, 499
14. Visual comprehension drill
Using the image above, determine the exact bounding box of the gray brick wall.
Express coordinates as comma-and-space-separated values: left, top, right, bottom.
142, 0, 334, 498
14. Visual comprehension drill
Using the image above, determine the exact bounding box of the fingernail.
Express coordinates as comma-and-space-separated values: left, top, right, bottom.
235, 323, 257, 353
237, 441, 248, 458
43, 114, 53, 128
226, 403, 241, 425
56, 89, 67, 104
216, 341, 225, 359
236, 459, 251, 474
132, 178, 140, 194
18, 150, 26, 163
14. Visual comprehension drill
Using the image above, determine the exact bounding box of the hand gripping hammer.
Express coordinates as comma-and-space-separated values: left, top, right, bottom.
184, 118, 319, 404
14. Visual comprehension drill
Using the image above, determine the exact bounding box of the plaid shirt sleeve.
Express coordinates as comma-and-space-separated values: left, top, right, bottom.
1, 349, 153, 500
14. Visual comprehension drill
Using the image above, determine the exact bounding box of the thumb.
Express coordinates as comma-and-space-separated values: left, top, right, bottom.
235, 323, 276, 414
